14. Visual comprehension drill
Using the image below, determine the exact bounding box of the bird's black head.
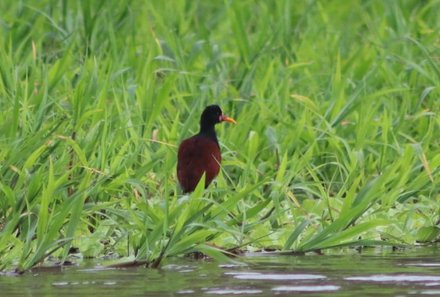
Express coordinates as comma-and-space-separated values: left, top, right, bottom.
199, 105, 236, 140
200, 105, 223, 128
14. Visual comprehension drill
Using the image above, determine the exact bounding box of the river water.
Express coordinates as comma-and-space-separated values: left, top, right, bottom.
1, 247, 439, 296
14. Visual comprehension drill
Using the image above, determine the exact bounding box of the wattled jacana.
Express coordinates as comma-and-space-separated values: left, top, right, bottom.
177, 105, 236, 193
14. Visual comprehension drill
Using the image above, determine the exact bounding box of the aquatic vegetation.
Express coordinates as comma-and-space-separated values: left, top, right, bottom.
0, 0, 439, 272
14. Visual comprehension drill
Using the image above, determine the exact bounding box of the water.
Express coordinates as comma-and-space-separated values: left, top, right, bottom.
1, 247, 439, 296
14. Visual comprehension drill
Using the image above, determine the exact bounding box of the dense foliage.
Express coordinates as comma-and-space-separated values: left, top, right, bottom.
0, 0, 439, 272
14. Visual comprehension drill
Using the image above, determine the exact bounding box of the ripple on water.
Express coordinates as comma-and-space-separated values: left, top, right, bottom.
52, 281, 69, 287
345, 275, 440, 282
272, 285, 341, 292
77, 267, 115, 273
177, 289, 195, 294
162, 264, 196, 271
419, 290, 440, 295
404, 263, 440, 267
228, 272, 326, 280
204, 289, 262, 295
424, 282, 440, 287
218, 264, 246, 269
224, 272, 261, 276
51, 280, 111, 287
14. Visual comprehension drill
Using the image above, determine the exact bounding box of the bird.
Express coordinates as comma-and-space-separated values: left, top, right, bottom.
177, 105, 236, 193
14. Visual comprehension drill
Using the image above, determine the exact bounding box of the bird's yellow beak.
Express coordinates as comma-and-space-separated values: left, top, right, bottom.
220, 115, 237, 124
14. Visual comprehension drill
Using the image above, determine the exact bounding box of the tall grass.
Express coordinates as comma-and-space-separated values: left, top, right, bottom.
0, 0, 439, 272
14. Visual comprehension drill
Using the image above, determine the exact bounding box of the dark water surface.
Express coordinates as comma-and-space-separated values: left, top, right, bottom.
1, 247, 440, 296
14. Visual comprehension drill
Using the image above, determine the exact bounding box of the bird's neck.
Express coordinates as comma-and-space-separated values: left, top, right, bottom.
199, 125, 219, 145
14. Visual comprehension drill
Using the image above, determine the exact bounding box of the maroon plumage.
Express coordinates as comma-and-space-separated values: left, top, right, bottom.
177, 135, 221, 193
177, 105, 236, 193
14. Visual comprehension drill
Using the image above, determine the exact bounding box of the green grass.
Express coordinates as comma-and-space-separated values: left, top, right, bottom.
1, 0, 439, 272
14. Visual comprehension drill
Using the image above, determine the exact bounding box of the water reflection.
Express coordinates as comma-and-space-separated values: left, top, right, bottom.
229, 272, 326, 280
271, 285, 340, 292
416, 289, 440, 295
0, 247, 439, 296
345, 275, 440, 282
404, 263, 440, 267
203, 288, 263, 295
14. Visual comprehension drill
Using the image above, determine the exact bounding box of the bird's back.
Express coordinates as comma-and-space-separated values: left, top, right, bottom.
177, 135, 221, 193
